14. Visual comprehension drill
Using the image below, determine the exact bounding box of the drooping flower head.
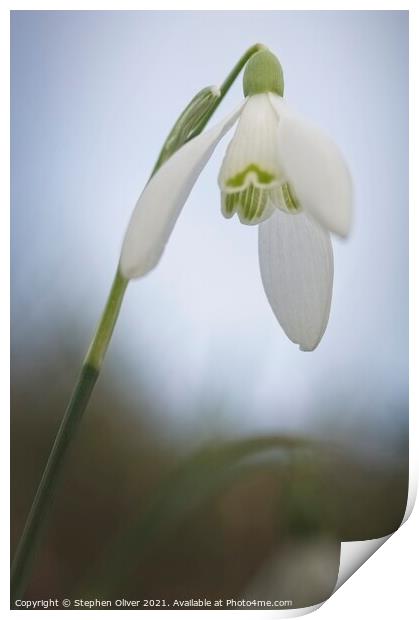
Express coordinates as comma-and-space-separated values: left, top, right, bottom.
220, 50, 288, 225
120, 49, 352, 351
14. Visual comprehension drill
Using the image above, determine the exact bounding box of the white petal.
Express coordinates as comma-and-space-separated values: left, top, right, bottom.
269, 94, 352, 237
258, 209, 333, 351
120, 104, 243, 279
218, 94, 285, 191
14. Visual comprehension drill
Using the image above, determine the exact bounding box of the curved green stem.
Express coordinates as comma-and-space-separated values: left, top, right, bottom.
187, 43, 266, 140
84, 270, 128, 370
151, 42, 266, 174
11, 270, 128, 601
11, 42, 265, 603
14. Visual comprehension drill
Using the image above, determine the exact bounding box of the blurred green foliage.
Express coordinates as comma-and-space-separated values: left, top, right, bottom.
11, 328, 408, 609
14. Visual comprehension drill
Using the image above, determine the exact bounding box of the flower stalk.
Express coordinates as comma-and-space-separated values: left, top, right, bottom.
11, 270, 128, 601
191, 43, 266, 137
10, 43, 266, 602
151, 43, 265, 175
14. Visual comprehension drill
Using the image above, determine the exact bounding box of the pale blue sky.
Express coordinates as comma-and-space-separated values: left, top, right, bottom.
11, 11, 408, 451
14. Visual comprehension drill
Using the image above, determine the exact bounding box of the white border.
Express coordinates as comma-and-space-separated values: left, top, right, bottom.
3, 4, 416, 618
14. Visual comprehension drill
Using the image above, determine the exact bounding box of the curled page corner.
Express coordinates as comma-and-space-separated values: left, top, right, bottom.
278, 535, 395, 617
402, 477, 417, 525
333, 535, 391, 593
331, 470, 416, 596
266, 603, 323, 618
331, 466, 415, 596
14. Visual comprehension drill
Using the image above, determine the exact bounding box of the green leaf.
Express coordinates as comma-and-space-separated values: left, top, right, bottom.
79, 434, 315, 596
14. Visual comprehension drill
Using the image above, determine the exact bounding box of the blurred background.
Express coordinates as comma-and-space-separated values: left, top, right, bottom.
11, 11, 408, 608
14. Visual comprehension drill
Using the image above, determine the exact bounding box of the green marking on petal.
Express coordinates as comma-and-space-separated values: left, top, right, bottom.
225, 163, 276, 188
222, 181, 300, 224
281, 182, 300, 212
223, 193, 236, 217
256, 188, 268, 219
243, 185, 254, 219
249, 186, 260, 221
221, 183, 274, 224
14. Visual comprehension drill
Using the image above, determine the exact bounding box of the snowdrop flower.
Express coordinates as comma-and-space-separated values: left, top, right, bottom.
120, 50, 352, 351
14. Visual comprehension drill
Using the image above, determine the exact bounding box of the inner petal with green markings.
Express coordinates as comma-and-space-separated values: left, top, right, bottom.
222, 182, 300, 225
218, 93, 300, 225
